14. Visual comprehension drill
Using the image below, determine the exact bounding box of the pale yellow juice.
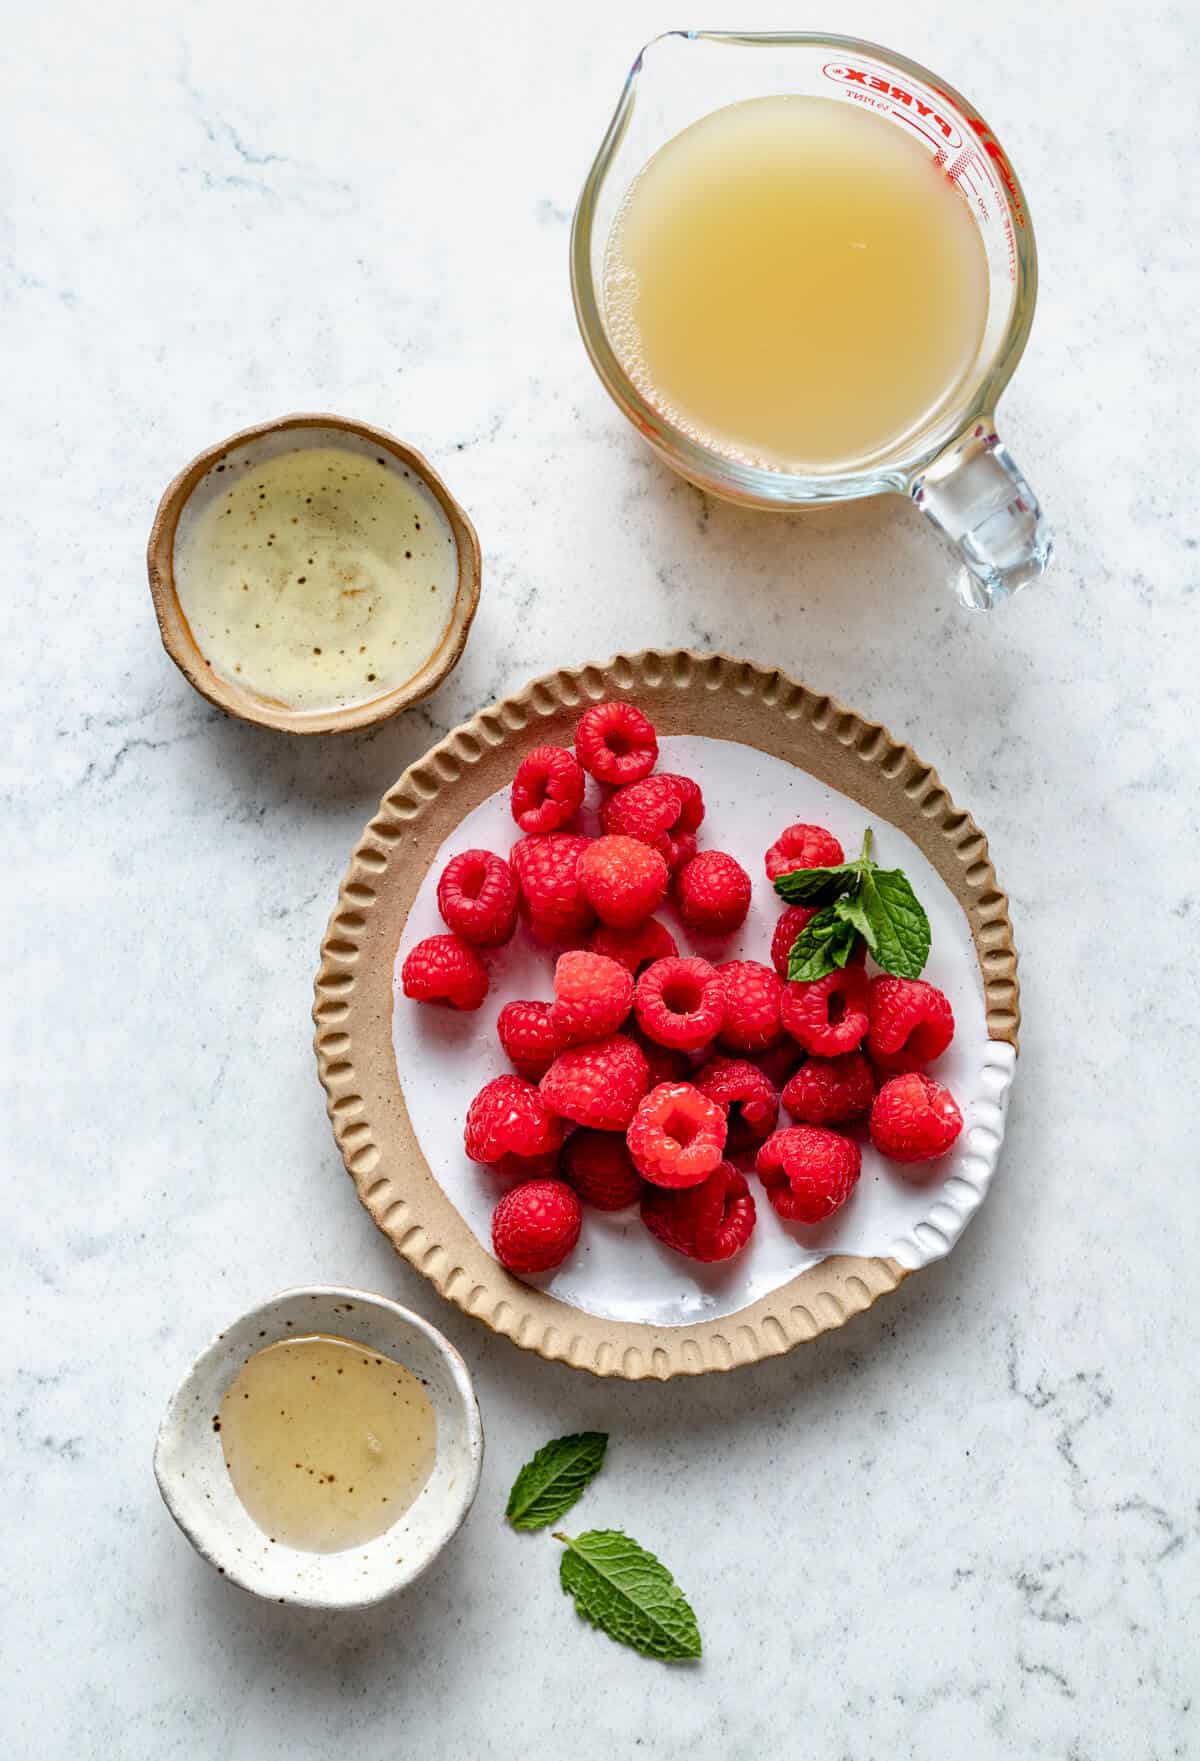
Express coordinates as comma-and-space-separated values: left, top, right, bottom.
604, 95, 989, 473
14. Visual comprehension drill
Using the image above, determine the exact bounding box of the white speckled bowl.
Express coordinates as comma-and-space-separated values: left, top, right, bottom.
153, 1287, 483, 1609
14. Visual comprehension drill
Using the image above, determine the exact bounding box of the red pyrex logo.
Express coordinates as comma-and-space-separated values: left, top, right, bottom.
822, 63, 963, 148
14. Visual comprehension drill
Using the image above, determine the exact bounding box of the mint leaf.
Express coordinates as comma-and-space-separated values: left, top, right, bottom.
505, 1432, 608, 1531
833, 891, 877, 951
556, 1529, 701, 1662
859, 867, 931, 978
772, 862, 856, 905
787, 907, 857, 981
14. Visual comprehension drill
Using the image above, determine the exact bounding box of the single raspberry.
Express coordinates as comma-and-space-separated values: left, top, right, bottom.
694, 1057, 779, 1150
491, 1178, 581, 1274
634, 956, 725, 1052
464, 1074, 564, 1166
642, 1161, 756, 1262
656, 773, 705, 834
870, 1073, 963, 1164
781, 963, 870, 1055
510, 745, 585, 835
628, 1023, 692, 1088
675, 849, 752, 936
577, 835, 669, 929
717, 960, 784, 1053
549, 949, 634, 1044
867, 976, 955, 1074
764, 823, 845, 882
497, 1000, 564, 1078
600, 775, 680, 860
510, 833, 594, 944
401, 934, 489, 1011
755, 1126, 861, 1224
539, 1033, 649, 1130
575, 700, 658, 785
435, 848, 518, 946
771, 905, 819, 978
626, 1082, 727, 1188
782, 1051, 875, 1125
562, 1129, 645, 1210
589, 916, 679, 976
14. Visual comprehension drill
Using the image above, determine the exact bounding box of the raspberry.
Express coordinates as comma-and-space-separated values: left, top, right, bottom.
867, 976, 955, 1075
656, 773, 704, 834
675, 849, 752, 936
600, 775, 679, 860
628, 1024, 692, 1088
771, 905, 819, 978
781, 963, 870, 1055
575, 701, 658, 785
510, 745, 585, 835
869, 1073, 963, 1164
497, 1000, 563, 1078
435, 848, 518, 946
642, 1161, 756, 1262
491, 1178, 581, 1274
764, 823, 845, 882
401, 934, 489, 1011
577, 835, 669, 929
694, 1057, 779, 1150
717, 960, 783, 1053
464, 1074, 564, 1166
626, 1082, 727, 1188
540, 1033, 649, 1130
589, 916, 678, 975
510, 833, 594, 944
562, 1129, 644, 1211
755, 1127, 861, 1224
634, 956, 725, 1052
782, 1051, 875, 1125
549, 950, 634, 1044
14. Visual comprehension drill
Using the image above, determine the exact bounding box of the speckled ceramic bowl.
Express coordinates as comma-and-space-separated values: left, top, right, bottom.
153, 1286, 484, 1609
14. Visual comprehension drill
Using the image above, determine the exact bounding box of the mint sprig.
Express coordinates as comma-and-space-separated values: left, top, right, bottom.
505, 1432, 608, 1531
555, 1529, 702, 1662
776, 829, 930, 981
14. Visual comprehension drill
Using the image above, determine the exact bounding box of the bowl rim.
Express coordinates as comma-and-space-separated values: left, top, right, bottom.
146, 413, 482, 736
153, 1284, 484, 1609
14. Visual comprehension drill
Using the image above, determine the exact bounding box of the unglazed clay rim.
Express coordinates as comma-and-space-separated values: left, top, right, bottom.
146, 413, 482, 736
313, 651, 1020, 1380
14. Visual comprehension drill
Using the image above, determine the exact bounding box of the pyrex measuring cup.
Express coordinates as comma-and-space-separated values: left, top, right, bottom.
571, 32, 1052, 610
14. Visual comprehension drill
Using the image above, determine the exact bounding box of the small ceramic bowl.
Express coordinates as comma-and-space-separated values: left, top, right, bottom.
153, 1286, 484, 1609
147, 414, 481, 735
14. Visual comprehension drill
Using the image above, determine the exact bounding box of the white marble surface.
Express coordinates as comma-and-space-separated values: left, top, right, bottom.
3, 2, 1197, 1756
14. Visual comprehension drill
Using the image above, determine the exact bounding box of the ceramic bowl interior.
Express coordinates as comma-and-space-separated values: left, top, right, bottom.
146, 414, 481, 735
153, 1286, 483, 1609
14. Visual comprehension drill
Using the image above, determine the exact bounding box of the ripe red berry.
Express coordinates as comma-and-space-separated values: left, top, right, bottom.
781, 964, 870, 1055
435, 848, 518, 946
575, 701, 658, 785
496, 1000, 563, 1079
869, 1073, 963, 1164
600, 774, 680, 861
694, 1057, 779, 1150
781, 1051, 875, 1125
867, 976, 955, 1075
642, 1161, 756, 1262
491, 1178, 581, 1274
510, 745, 585, 835
464, 1074, 564, 1166
755, 1126, 861, 1224
674, 849, 752, 936
401, 934, 489, 1011
626, 1081, 728, 1188
550, 950, 634, 1045
510, 833, 594, 944
634, 956, 725, 1052
764, 823, 845, 882
539, 1033, 649, 1130
656, 774, 705, 834
577, 835, 669, 929
589, 916, 679, 975
717, 960, 783, 1053
770, 905, 819, 978
562, 1129, 645, 1211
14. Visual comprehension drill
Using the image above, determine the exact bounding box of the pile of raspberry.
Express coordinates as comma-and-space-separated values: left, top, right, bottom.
402, 700, 964, 1278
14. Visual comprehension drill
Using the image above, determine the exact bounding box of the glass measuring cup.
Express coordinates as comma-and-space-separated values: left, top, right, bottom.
571, 31, 1052, 610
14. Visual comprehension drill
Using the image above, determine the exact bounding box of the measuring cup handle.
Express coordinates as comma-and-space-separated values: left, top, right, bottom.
910, 424, 1053, 610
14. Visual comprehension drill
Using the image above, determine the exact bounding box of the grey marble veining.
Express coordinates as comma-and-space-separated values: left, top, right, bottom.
2, 1, 1197, 1757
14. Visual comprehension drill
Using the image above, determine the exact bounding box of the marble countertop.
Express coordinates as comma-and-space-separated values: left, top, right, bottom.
4, 1, 1196, 1756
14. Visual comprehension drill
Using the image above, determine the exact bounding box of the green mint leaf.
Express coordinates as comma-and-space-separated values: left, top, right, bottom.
833, 891, 877, 951
555, 1529, 702, 1662
772, 861, 857, 905
505, 1432, 608, 1531
787, 907, 857, 981
859, 867, 931, 978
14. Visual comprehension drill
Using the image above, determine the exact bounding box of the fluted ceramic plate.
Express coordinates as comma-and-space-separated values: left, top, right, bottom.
314, 652, 1019, 1379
